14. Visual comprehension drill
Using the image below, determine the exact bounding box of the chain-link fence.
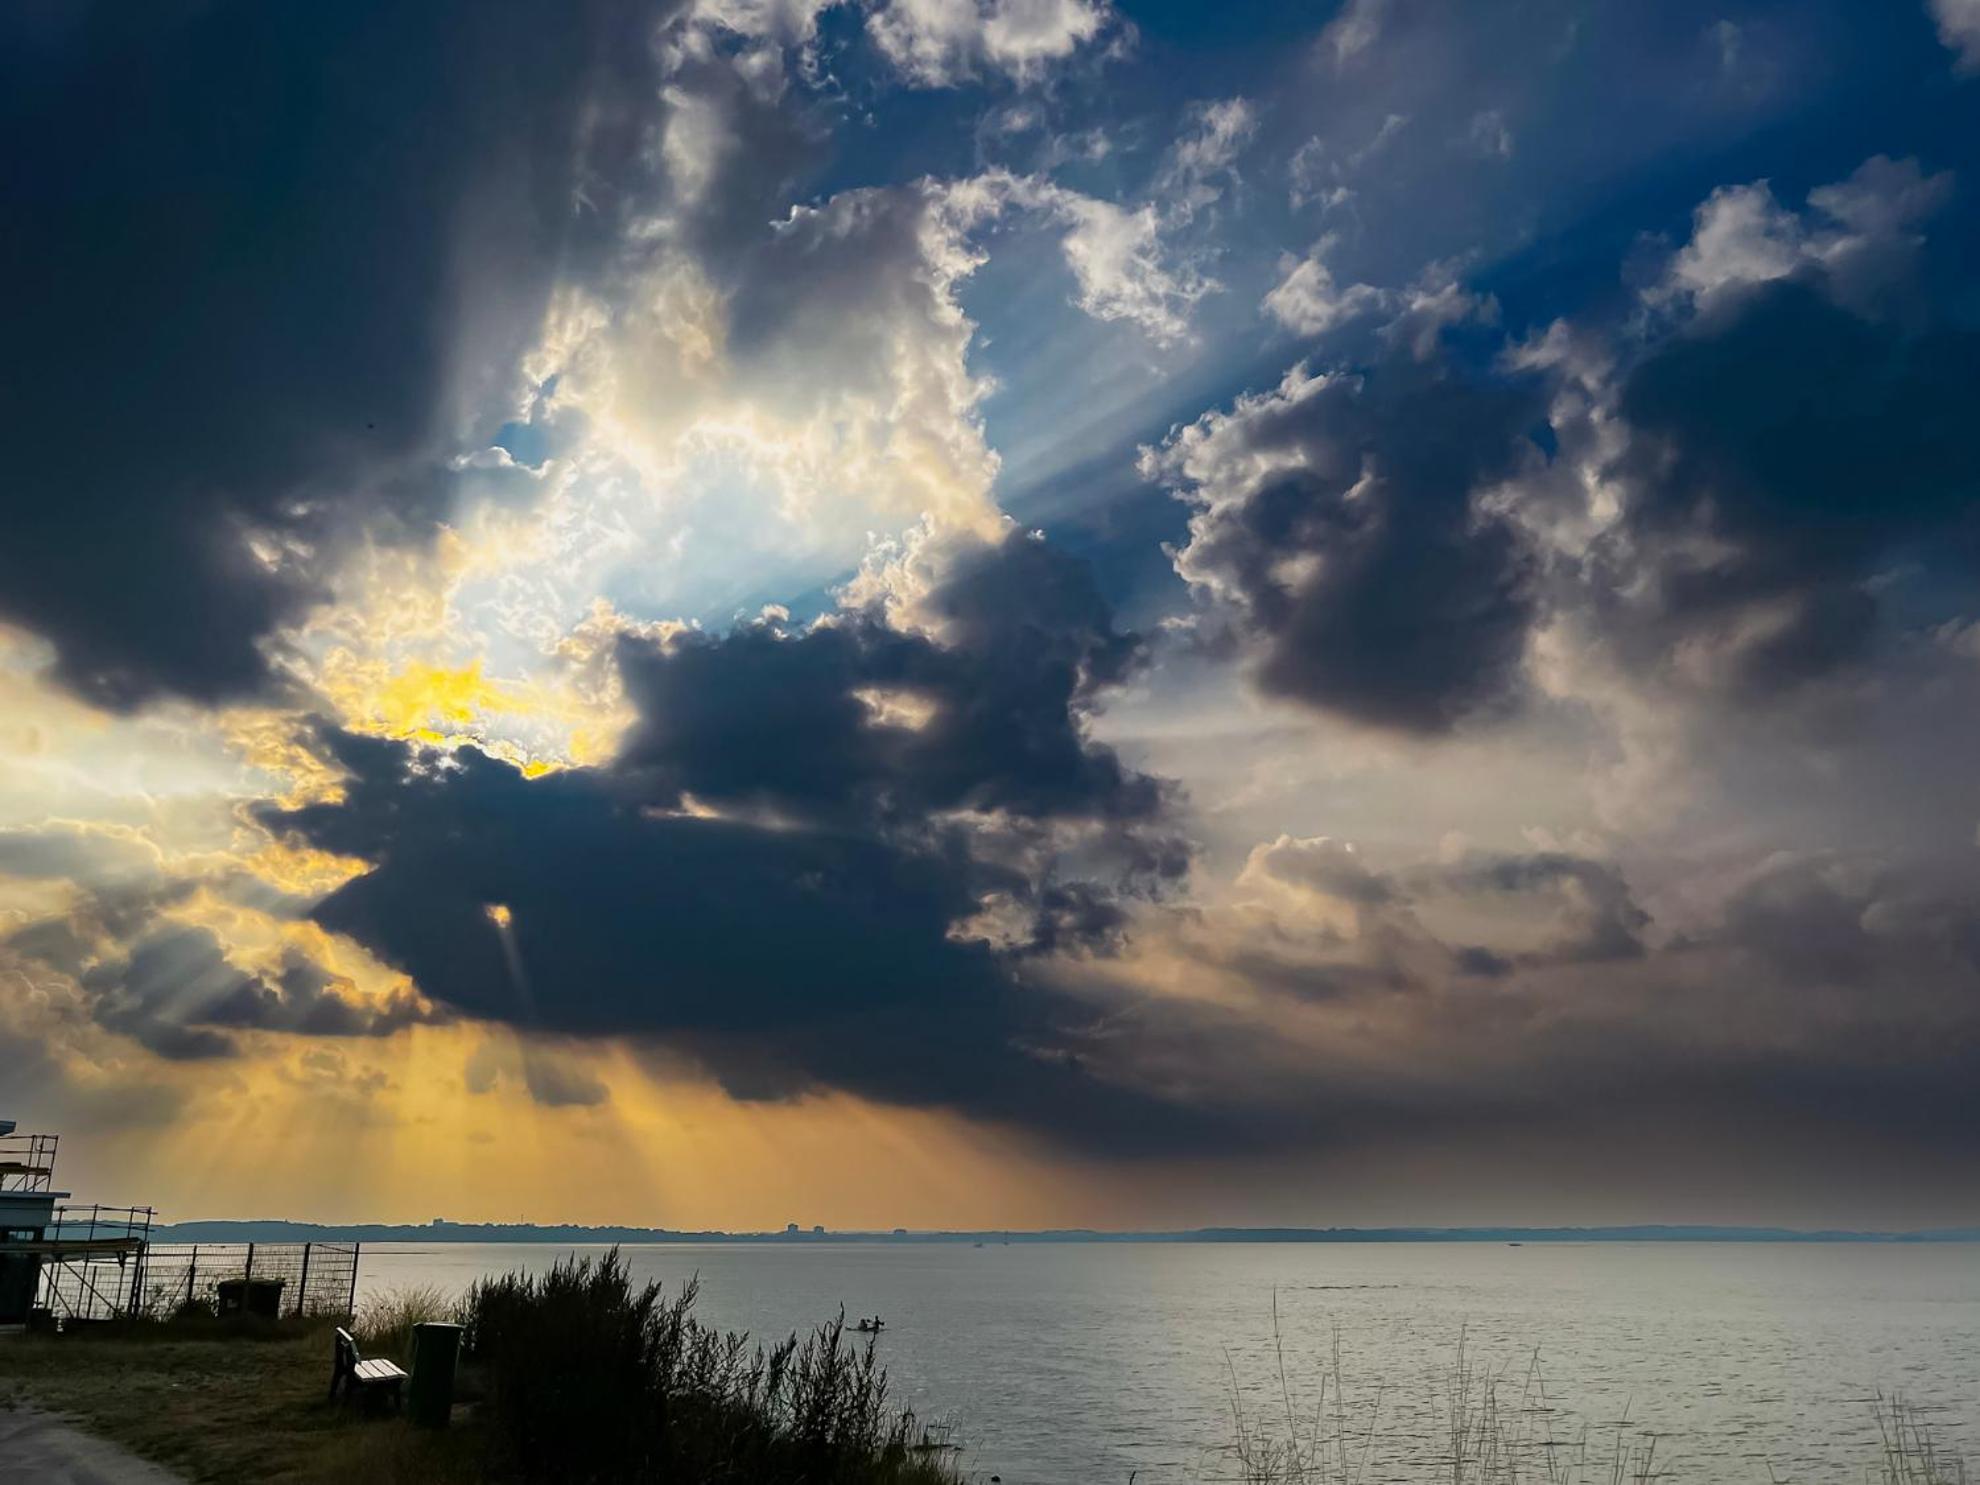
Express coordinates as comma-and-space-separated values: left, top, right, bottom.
127, 1241, 361, 1321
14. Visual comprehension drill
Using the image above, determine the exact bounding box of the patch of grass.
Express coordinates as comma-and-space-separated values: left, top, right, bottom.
0, 1323, 487, 1484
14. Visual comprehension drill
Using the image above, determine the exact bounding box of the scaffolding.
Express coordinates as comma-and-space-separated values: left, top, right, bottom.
0, 1130, 58, 1193
24, 1204, 155, 1322
1, 1121, 362, 1329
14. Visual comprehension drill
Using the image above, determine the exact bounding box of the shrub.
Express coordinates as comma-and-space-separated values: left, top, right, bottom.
459, 1247, 954, 1485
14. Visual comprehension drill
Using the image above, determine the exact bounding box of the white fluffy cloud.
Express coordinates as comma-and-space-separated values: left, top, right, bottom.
1160, 97, 1258, 213
457, 177, 1011, 656
680, 0, 1116, 87
953, 170, 1217, 345
1317, 0, 1390, 68
1045, 193, 1213, 343
1656, 154, 1952, 316
1262, 242, 1492, 351
1929, 0, 1980, 70
868, 0, 1114, 86
1262, 236, 1391, 335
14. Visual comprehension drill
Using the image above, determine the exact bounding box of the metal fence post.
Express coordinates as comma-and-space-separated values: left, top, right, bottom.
129, 1224, 139, 1319
347, 1243, 360, 1321
295, 1242, 312, 1319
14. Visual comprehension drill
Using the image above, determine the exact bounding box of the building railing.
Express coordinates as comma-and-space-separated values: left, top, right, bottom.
0, 1132, 58, 1192
46, 1204, 155, 1245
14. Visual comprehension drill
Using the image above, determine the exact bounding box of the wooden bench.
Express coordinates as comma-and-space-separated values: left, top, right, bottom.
329, 1326, 408, 1411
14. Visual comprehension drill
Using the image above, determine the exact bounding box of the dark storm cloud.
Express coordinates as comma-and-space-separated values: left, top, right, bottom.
1534, 855, 1980, 1158
1166, 355, 1547, 733
2, 879, 199, 981
197, 951, 441, 1041
1165, 142, 1980, 735
66, 924, 436, 1059
79, 926, 259, 1061
465, 1038, 615, 1110
661, 35, 833, 266
520, 1053, 613, 1110
1706, 853, 1980, 1002
280, 730, 1021, 1050
273, 735, 1199, 1147
1084, 846, 1980, 1164
616, 534, 1161, 829
1422, 853, 1649, 964
0, 822, 438, 1054
1223, 837, 1652, 1001
0, 0, 674, 708
1600, 278, 1980, 697
260, 536, 1204, 1150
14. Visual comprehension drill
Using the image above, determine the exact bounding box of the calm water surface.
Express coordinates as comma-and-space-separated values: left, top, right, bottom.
357, 1241, 1978, 1483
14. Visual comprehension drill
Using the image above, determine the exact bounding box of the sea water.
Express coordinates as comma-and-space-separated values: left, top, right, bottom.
355, 1240, 1979, 1483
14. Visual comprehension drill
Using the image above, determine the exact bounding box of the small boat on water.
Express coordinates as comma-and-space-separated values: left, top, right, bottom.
855, 1317, 887, 1333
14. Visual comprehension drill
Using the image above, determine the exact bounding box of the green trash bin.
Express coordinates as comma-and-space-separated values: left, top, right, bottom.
407, 1321, 463, 1428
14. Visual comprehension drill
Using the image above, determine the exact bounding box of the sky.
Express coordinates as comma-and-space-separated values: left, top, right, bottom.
3, 0, 1979, 1231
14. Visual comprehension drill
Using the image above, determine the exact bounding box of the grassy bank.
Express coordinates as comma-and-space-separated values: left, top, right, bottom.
0, 1249, 956, 1485
0, 1318, 484, 1483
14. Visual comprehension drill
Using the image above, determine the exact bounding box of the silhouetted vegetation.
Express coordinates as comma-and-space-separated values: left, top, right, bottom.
1221, 1310, 1969, 1485
1878, 1396, 1973, 1485
460, 1248, 956, 1484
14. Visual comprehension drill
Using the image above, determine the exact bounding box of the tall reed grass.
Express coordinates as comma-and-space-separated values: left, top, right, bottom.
458, 1247, 955, 1485
1877, 1395, 1972, 1485
1221, 1307, 1966, 1485
354, 1282, 458, 1358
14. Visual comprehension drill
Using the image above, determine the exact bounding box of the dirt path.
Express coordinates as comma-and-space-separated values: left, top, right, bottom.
0, 1405, 190, 1485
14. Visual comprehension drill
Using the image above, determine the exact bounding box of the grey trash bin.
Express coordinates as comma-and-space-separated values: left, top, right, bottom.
407, 1320, 463, 1428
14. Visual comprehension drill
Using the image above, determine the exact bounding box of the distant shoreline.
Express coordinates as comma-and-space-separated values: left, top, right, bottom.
151, 1220, 1980, 1245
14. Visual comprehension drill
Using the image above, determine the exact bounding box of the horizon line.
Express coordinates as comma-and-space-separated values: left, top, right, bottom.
148, 1219, 1980, 1244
